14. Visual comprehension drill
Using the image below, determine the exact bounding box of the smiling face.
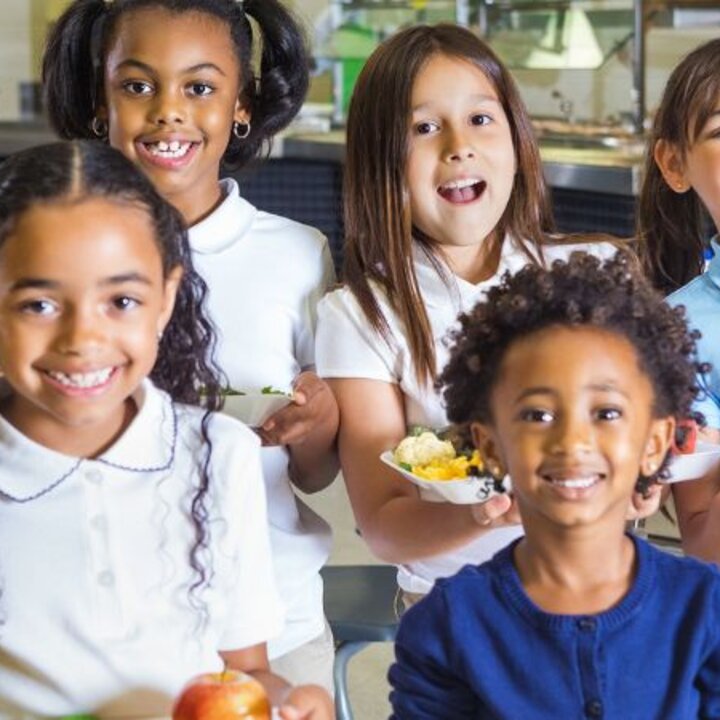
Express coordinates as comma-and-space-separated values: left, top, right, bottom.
0, 197, 180, 456
681, 99, 720, 232
654, 93, 720, 233
102, 8, 249, 225
472, 325, 673, 534
406, 53, 516, 259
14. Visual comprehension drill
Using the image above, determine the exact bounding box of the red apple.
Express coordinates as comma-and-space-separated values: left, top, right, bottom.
172, 670, 271, 720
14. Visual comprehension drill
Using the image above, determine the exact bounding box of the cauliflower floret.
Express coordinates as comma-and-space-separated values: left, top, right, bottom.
393, 431, 456, 466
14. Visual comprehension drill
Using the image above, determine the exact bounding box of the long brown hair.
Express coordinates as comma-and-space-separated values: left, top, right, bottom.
636, 37, 720, 295
342, 24, 556, 385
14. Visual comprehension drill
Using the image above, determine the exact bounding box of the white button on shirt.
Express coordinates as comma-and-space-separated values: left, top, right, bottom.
0, 380, 283, 718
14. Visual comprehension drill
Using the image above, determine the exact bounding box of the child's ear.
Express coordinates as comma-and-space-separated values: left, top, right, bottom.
654, 139, 691, 194
157, 265, 183, 337
233, 98, 251, 126
641, 415, 675, 477
471, 422, 506, 479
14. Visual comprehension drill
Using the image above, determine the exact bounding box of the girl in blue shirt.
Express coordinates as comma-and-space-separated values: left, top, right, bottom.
389, 252, 720, 719
635, 37, 720, 563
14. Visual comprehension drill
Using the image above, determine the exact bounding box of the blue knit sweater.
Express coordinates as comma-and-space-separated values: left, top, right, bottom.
389, 535, 720, 719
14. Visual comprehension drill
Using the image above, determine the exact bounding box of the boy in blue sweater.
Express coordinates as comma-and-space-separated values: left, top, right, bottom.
389, 252, 720, 719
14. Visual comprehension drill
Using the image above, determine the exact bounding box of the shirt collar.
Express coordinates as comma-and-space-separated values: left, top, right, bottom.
189, 177, 257, 255
413, 235, 533, 312
707, 236, 720, 291
0, 380, 177, 503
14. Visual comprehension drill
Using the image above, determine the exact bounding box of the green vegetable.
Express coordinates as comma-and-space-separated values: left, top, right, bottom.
261, 385, 290, 396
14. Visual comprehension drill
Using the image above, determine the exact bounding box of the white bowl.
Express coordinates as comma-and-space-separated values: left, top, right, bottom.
663, 442, 720, 483
222, 393, 292, 428
380, 451, 510, 504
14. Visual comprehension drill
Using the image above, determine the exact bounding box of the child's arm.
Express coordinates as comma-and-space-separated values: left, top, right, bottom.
257, 370, 340, 494
673, 427, 720, 562
389, 592, 480, 718
328, 377, 520, 564
220, 646, 333, 719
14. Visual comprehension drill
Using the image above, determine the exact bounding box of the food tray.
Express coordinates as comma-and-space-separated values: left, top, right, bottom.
380, 451, 509, 504
222, 393, 292, 428
662, 442, 720, 483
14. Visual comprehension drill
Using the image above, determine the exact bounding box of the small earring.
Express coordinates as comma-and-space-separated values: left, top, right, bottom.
157, 329, 163, 342
233, 121, 251, 140
91, 117, 108, 138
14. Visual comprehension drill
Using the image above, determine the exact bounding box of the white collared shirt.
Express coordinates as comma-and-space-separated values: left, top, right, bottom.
316, 236, 616, 592
189, 178, 336, 658
0, 380, 283, 718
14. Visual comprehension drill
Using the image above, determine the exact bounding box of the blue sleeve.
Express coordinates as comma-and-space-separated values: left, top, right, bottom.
698, 578, 720, 719
388, 587, 480, 719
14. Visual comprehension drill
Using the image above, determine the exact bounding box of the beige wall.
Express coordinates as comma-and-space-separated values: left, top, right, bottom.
0, 2, 32, 120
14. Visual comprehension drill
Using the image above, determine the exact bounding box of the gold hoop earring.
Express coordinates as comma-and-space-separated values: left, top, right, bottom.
91, 117, 108, 139
233, 121, 251, 140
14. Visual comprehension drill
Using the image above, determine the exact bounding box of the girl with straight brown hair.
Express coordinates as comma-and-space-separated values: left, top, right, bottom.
316, 24, 623, 605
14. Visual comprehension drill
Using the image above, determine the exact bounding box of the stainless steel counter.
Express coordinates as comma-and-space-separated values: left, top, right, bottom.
0, 121, 58, 157
283, 130, 645, 197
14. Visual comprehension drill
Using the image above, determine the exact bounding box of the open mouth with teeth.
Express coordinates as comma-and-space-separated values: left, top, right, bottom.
541, 472, 605, 498
437, 178, 487, 204
144, 140, 195, 159
44, 367, 117, 391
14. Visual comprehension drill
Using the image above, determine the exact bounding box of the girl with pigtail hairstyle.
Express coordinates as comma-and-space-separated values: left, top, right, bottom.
0, 141, 331, 717
43, 0, 340, 690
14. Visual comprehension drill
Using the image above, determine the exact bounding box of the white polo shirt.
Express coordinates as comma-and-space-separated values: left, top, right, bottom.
189, 178, 335, 658
316, 237, 616, 593
0, 380, 283, 718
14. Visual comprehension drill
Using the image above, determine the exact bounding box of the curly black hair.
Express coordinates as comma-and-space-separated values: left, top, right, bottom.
440, 252, 706, 488
0, 140, 223, 613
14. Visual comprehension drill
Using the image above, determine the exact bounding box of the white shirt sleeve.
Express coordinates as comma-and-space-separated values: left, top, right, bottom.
315, 286, 402, 383
295, 238, 337, 371
208, 415, 285, 650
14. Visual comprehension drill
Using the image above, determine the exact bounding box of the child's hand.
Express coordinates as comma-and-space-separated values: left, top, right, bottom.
277, 683, 334, 719
471, 493, 521, 528
258, 372, 338, 448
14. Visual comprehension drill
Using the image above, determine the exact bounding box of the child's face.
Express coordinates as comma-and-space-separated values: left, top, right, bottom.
0, 197, 181, 455
405, 53, 516, 255
472, 325, 673, 533
655, 94, 720, 232
101, 8, 249, 223
682, 100, 720, 232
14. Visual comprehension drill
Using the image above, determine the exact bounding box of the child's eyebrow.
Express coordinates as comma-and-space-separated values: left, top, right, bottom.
514, 383, 630, 402
9, 278, 59, 291
411, 94, 501, 114
100, 272, 154, 286
9, 273, 153, 291
115, 58, 226, 77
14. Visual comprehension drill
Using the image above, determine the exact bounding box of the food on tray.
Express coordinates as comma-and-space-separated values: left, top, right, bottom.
224, 385, 291, 397
392, 429, 486, 481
